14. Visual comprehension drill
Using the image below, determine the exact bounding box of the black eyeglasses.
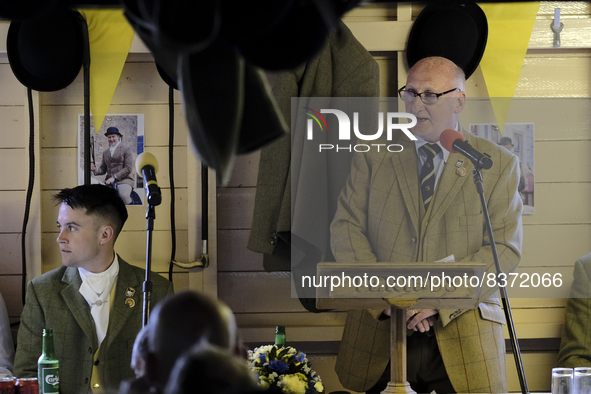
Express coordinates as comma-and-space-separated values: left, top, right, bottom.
398, 86, 460, 104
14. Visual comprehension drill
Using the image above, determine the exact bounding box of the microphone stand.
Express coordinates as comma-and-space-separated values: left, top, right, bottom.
472, 165, 529, 394
143, 203, 156, 327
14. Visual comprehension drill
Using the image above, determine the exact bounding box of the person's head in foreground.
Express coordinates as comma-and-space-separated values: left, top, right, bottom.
145, 290, 238, 390
165, 343, 261, 394
131, 325, 149, 378
399, 56, 466, 142
54, 184, 128, 273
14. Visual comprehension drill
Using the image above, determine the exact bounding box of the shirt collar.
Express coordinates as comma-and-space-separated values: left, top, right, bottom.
109, 140, 121, 153
78, 253, 120, 282
413, 123, 460, 164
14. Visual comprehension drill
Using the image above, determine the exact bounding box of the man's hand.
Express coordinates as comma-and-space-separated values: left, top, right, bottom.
105, 177, 115, 185
406, 309, 438, 333
90, 163, 96, 172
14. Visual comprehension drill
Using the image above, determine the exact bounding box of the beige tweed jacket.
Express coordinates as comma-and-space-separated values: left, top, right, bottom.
331, 129, 523, 393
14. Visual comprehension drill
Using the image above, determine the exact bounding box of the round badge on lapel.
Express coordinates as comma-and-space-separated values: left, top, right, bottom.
7, 7, 86, 91
407, 3, 488, 79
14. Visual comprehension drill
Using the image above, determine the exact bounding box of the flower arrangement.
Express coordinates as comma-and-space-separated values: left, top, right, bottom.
247, 345, 324, 394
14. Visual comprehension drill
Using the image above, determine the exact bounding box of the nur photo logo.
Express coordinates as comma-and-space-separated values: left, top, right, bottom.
303, 107, 418, 152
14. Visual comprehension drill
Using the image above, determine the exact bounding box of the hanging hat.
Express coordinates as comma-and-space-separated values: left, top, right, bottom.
229, 0, 331, 71
237, 63, 287, 154
407, 2, 488, 79
121, 0, 361, 183
179, 40, 244, 184
105, 127, 123, 137
7, 7, 87, 91
155, 62, 178, 90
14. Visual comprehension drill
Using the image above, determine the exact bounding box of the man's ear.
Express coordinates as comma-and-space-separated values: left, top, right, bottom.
99, 225, 115, 245
454, 93, 466, 114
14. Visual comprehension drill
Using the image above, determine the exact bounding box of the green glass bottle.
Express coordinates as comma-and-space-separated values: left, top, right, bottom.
38, 328, 59, 394
275, 325, 286, 347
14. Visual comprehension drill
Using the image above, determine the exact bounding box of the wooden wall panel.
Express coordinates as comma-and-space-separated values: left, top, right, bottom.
218, 272, 305, 313
522, 224, 591, 268
0, 64, 24, 105
39, 63, 180, 106
216, 188, 256, 230
0, 107, 25, 148
522, 183, 591, 225
535, 141, 591, 182
0, 149, 27, 190
0, 191, 26, 232
40, 146, 188, 190
0, 234, 22, 275
236, 311, 348, 328
225, 152, 260, 188
0, 275, 22, 318
218, 230, 262, 272
507, 353, 558, 393
39, 104, 188, 148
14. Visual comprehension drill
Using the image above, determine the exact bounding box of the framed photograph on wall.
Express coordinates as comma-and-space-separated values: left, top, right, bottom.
78, 114, 145, 206
469, 123, 534, 215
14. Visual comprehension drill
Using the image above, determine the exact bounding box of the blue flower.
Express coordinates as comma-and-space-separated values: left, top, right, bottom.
296, 352, 305, 363
269, 360, 290, 373
259, 353, 267, 363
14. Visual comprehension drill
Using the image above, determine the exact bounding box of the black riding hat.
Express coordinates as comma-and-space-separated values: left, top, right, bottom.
407, 2, 488, 79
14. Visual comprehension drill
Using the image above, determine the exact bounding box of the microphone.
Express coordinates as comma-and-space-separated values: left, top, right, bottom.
135, 152, 162, 206
440, 129, 493, 170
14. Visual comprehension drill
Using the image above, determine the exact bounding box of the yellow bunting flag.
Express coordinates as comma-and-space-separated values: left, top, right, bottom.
479, 2, 539, 133
78, 9, 135, 133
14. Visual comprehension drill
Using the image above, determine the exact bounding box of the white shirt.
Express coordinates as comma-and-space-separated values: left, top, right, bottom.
78, 255, 120, 346
109, 140, 121, 157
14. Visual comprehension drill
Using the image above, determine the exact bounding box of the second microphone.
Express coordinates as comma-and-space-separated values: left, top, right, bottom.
136, 152, 162, 206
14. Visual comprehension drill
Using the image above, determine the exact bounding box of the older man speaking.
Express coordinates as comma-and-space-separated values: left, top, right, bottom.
331, 57, 523, 393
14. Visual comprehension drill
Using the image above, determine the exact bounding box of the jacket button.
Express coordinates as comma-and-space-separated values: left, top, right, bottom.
85, 378, 89, 384
411, 237, 417, 244
88, 347, 92, 354
94, 359, 99, 366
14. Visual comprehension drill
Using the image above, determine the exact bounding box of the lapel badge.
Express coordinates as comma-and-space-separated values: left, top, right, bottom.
125, 298, 135, 308
125, 287, 135, 297
455, 160, 464, 168
456, 167, 468, 177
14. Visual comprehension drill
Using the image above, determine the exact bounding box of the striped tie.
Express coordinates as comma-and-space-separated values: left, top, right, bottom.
419, 143, 442, 211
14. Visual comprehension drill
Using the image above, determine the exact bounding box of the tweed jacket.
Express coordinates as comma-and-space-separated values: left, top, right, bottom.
557, 252, 591, 367
14, 257, 173, 394
248, 22, 379, 264
331, 130, 523, 393
94, 143, 135, 186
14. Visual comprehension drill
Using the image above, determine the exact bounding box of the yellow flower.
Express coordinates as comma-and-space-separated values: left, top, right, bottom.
259, 381, 270, 390
281, 375, 306, 394
314, 381, 324, 392
296, 373, 307, 381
